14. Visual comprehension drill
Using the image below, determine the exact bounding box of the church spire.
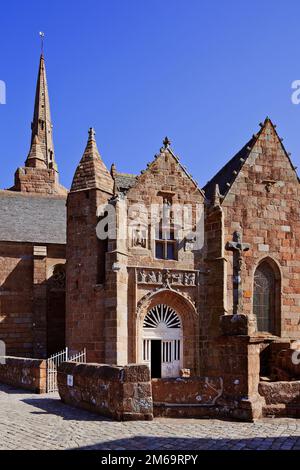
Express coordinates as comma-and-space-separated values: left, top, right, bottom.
26, 53, 57, 171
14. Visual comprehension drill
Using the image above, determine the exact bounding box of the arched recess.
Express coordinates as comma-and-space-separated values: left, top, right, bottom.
253, 257, 281, 336
47, 263, 66, 355
136, 289, 198, 377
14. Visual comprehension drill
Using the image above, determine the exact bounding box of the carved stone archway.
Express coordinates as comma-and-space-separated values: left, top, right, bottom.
136, 288, 199, 376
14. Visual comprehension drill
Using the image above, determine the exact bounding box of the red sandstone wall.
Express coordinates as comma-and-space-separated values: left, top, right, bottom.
152, 376, 223, 405
0, 242, 66, 358
57, 362, 153, 421
125, 148, 206, 371
0, 243, 34, 356
13, 167, 66, 195
66, 189, 110, 362
259, 380, 300, 418
0, 356, 46, 393
223, 122, 300, 339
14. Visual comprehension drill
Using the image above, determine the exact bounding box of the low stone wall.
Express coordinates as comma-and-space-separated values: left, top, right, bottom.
57, 362, 153, 421
152, 376, 223, 405
259, 380, 300, 405
259, 381, 300, 418
152, 375, 264, 420
152, 376, 225, 419
0, 356, 47, 393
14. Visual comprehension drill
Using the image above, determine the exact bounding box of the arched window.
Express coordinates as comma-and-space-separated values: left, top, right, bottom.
143, 305, 181, 329
253, 259, 280, 335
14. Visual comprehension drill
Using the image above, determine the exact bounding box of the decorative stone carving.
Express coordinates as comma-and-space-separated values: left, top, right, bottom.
148, 271, 157, 283
184, 236, 196, 251
137, 268, 198, 287
162, 270, 172, 288
132, 227, 147, 248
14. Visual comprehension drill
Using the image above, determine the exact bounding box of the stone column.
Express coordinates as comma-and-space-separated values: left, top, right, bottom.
104, 197, 129, 365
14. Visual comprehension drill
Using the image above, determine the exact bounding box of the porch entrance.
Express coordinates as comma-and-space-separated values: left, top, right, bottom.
142, 304, 182, 378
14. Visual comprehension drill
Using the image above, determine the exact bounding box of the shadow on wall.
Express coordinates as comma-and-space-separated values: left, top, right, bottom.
0, 256, 34, 357
0, 255, 66, 358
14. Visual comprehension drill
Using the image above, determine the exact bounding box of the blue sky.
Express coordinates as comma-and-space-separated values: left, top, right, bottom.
1, 0, 300, 190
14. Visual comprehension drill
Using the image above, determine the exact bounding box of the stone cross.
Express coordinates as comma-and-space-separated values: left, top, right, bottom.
225, 231, 250, 314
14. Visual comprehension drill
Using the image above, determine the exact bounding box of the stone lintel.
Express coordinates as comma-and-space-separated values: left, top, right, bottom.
33, 245, 47, 257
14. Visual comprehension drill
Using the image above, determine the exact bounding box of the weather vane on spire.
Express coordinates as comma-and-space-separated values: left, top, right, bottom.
39, 31, 45, 54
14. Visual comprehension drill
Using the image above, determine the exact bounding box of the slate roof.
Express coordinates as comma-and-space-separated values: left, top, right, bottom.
202, 134, 259, 201
202, 117, 300, 202
0, 190, 66, 244
115, 172, 137, 192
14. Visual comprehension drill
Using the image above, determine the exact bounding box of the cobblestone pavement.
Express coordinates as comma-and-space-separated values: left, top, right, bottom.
0, 384, 300, 450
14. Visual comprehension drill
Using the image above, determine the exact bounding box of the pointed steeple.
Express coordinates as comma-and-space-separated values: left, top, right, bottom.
71, 128, 114, 193
27, 54, 57, 171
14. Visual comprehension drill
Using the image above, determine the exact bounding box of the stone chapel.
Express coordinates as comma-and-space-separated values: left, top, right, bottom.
1, 52, 300, 387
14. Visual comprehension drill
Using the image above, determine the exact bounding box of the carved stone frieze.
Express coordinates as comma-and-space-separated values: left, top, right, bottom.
136, 268, 198, 287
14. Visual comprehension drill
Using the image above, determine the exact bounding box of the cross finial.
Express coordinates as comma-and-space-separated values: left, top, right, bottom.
88, 127, 96, 140
39, 31, 45, 54
163, 136, 171, 148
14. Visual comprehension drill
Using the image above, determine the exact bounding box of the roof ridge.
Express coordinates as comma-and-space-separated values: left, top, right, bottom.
166, 146, 205, 197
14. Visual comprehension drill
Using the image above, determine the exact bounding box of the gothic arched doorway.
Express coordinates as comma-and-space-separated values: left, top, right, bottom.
142, 304, 182, 378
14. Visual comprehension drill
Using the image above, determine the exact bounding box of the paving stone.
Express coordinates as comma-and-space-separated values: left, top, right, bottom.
1, 384, 300, 450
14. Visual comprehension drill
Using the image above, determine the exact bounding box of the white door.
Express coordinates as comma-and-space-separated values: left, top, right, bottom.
142, 304, 182, 378
161, 339, 181, 377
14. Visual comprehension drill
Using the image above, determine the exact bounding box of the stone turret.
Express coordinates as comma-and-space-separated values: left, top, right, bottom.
70, 128, 114, 193
66, 128, 115, 363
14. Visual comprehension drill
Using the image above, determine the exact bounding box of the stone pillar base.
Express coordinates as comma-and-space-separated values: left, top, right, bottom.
228, 394, 265, 421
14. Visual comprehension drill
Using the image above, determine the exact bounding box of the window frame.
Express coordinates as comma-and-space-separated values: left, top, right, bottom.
253, 258, 281, 336
155, 226, 177, 260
